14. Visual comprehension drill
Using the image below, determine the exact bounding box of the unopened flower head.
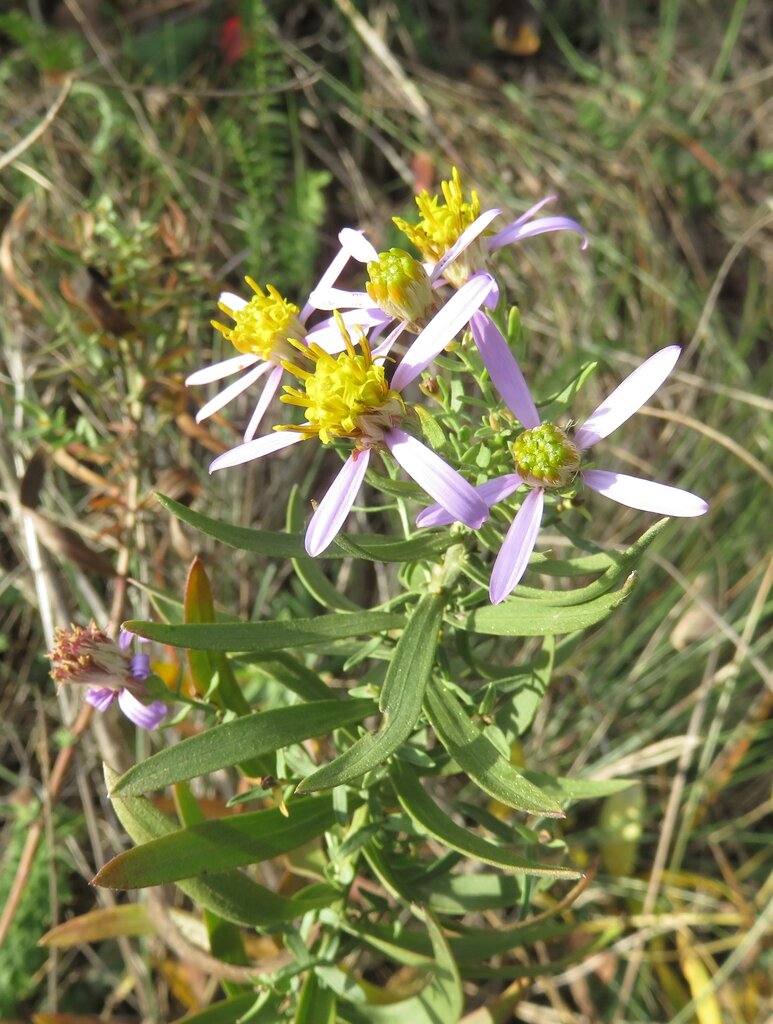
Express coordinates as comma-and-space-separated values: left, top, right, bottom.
279, 314, 405, 447
49, 624, 166, 730
394, 167, 488, 287
512, 424, 580, 488
365, 249, 437, 332
213, 278, 305, 361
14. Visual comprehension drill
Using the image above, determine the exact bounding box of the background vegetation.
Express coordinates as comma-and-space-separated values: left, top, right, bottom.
0, 0, 770, 1021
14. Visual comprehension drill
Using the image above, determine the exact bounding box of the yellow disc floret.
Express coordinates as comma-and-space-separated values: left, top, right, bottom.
212, 278, 305, 360
512, 424, 580, 488
279, 314, 405, 447
393, 167, 489, 287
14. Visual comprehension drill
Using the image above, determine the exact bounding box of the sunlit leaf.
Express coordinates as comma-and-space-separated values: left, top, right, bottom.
391, 762, 580, 879
424, 681, 563, 816
124, 610, 405, 653
94, 794, 337, 888
297, 594, 443, 792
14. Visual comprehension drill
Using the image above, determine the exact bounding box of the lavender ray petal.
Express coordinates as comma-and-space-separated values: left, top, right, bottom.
489, 215, 588, 251
384, 429, 488, 528
416, 473, 523, 528
430, 208, 502, 282
391, 273, 496, 392
339, 227, 379, 263
489, 487, 545, 604
308, 286, 374, 311
85, 687, 117, 712
118, 629, 132, 651
243, 365, 285, 442
130, 653, 151, 680
574, 346, 681, 450
581, 470, 708, 517
209, 430, 306, 473
300, 230, 375, 320
218, 291, 248, 312
194, 361, 272, 423
305, 450, 371, 556
185, 353, 260, 386
470, 311, 540, 428
307, 309, 390, 352
486, 196, 555, 249
372, 320, 409, 362
118, 688, 167, 730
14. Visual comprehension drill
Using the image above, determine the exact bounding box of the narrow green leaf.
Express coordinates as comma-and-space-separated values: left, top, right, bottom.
296, 972, 337, 1024
171, 993, 282, 1024
124, 610, 405, 653
95, 786, 336, 889
113, 699, 378, 795
399, 872, 523, 916
296, 594, 443, 792
520, 772, 636, 801
449, 571, 638, 636
424, 681, 563, 817
288, 485, 360, 612
157, 493, 452, 562
251, 653, 334, 702
173, 782, 248, 988
103, 765, 338, 927
340, 912, 462, 1024
391, 762, 580, 879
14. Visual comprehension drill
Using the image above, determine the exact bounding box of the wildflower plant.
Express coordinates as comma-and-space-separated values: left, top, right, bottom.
79, 170, 708, 1022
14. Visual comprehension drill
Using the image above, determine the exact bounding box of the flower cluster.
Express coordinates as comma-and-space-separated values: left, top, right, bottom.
188, 168, 707, 598
49, 624, 167, 730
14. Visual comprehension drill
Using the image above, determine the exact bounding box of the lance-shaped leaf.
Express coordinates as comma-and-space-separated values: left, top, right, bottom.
448, 572, 638, 636
296, 594, 444, 793
112, 699, 378, 795
102, 766, 338, 927
123, 610, 405, 654
170, 993, 283, 1024
391, 762, 579, 879
157, 493, 452, 562
341, 912, 462, 1024
96, 784, 336, 890
39, 904, 154, 946
424, 681, 562, 817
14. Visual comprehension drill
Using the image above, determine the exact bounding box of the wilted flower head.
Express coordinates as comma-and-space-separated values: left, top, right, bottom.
49, 624, 167, 730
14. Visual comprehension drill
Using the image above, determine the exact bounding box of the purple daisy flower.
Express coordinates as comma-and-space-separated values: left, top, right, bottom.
49, 624, 167, 730
417, 314, 708, 604
209, 314, 490, 556
186, 240, 391, 442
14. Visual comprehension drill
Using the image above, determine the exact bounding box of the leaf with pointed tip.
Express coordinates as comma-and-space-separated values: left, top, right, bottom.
340, 912, 462, 1024
391, 762, 579, 879
124, 610, 405, 653
424, 681, 562, 816
296, 594, 443, 793
102, 766, 338, 927
112, 699, 377, 795
449, 572, 638, 636
157, 493, 452, 562
170, 993, 282, 1024
39, 904, 154, 946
